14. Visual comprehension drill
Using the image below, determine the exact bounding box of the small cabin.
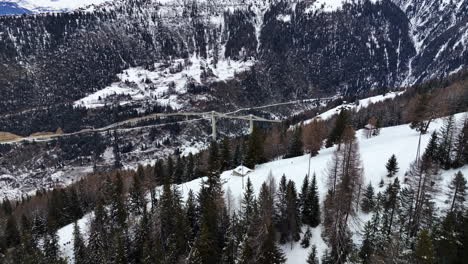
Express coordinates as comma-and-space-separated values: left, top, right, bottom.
232, 166, 253, 177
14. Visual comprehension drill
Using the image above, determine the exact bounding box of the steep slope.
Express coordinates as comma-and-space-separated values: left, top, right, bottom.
392, 0, 468, 83
55, 112, 468, 263
0, 0, 113, 14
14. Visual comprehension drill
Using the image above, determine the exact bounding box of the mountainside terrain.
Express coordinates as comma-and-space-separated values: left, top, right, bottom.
55, 111, 468, 263
0, 0, 467, 199
0, 0, 466, 120
0, 0, 113, 14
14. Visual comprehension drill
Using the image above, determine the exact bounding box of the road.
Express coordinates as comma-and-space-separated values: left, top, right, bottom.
0, 97, 335, 144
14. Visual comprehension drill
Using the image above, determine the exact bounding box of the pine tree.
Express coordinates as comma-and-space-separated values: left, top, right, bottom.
449, 171, 467, 212
276, 174, 289, 244
186, 190, 199, 242
130, 173, 146, 214
300, 175, 310, 221
43, 228, 62, 263
241, 178, 256, 231
233, 143, 242, 166
221, 214, 238, 264
381, 178, 401, 237
308, 173, 321, 227
359, 221, 375, 264
173, 155, 184, 183
73, 222, 86, 264
184, 153, 196, 181
110, 173, 127, 229
208, 140, 220, 176
437, 115, 457, 169
385, 154, 399, 177
434, 212, 458, 264
113, 131, 122, 169
326, 110, 349, 148
5, 214, 21, 248
415, 229, 436, 264
360, 183, 375, 213
2, 198, 13, 215
245, 125, 265, 168
285, 127, 303, 158
301, 227, 312, 248
307, 245, 319, 264
286, 180, 301, 244
257, 224, 286, 264
453, 118, 468, 167
220, 136, 232, 171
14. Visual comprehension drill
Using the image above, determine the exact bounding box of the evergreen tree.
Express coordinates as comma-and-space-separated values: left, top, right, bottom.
437, 115, 456, 169
43, 229, 63, 263
301, 227, 312, 248
113, 131, 122, 169
221, 214, 238, 264
286, 180, 301, 244
73, 222, 86, 264
276, 175, 288, 244
385, 154, 399, 177
434, 212, 458, 264
453, 118, 468, 167
184, 153, 196, 181
326, 110, 349, 148
415, 229, 436, 264
237, 235, 254, 264
208, 140, 220, 176
5, 214, 21, 248
285, 127, 303, 158
360, 183, 375, 213
449, 171, 467, 212
233, 143, 242, 166
110, 173, 127, 229
186, 190, 199, 242
257, 224, 286, 264
359, 221, 375, 264
2, 198, 13, 215
241, 178, 256, 230
307, 245, 319, 264
220, 136, 232, 171
300, 175, 310, 221
173, 155, 184, 184
130, 173, 146, 214
309, 173, 321, 227
245, 125, 265, 168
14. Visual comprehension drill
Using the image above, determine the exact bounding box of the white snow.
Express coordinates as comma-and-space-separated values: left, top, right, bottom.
5, 0, 113, 12
57, 112, 468, 263
302, 91, 404, 125
74, 55, 255, 109
305, 0, 379, 13
277, 14, 292, 23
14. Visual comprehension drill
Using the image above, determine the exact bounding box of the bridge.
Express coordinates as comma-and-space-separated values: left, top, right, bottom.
0, 111, 282, 144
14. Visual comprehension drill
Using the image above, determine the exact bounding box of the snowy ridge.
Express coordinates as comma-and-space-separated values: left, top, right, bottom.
57, 112, 468, 263
300, 91, 404, 126
2, 0, 113, 13
74, 55, 255, 109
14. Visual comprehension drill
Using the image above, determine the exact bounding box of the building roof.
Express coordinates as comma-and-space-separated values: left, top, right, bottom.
232, 165, 253, 176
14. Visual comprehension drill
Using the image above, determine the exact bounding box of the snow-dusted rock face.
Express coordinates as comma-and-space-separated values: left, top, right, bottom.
0, 0, 113, 14
392, 0, 468, 83
0, 0, 467, 198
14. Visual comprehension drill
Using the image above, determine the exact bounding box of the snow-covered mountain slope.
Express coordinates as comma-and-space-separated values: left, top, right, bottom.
56, 112, 468, 263
74, 55, 255, 109
392, 0, 468, 83
0, 0, 113, 14
0, 1, 30, 14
